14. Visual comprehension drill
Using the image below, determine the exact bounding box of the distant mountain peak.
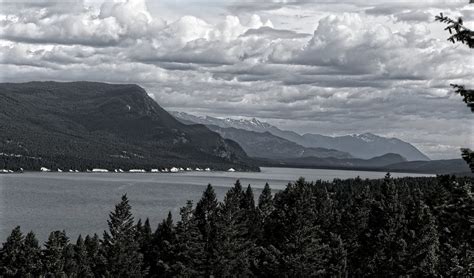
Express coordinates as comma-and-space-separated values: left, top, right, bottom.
349, 133, 406, 144
172, 112, 273, 131
350, 133, 380, 143
248, 117, 270, 128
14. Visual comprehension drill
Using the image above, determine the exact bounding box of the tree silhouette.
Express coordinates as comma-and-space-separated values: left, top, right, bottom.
23, 231, 42, 277
102, 194, 145, 277
42, 230, 69, 277
0, 226, 25, 276
435, 5, 474, 172
1, 176, 473, 276
73, 235, 93, 277
435, 12, 474, 47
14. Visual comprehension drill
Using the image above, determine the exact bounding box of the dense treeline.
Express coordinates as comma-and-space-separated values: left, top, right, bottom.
0, 154, 254, 173
1, 175, 473, 277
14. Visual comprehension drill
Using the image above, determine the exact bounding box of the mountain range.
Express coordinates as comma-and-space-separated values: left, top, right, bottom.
0, 81, 468, 175
0, 82, 257, 171
173, 111, 471, 174
172, 112, 430, 161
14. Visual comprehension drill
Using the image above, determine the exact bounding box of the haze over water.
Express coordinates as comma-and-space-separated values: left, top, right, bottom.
0, 167, 431, 242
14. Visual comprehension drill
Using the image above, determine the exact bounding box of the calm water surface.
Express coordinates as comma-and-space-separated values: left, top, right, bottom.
0, 167, 431, 242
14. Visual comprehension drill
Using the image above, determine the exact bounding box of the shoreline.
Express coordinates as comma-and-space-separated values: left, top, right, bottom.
0, 165, 442, 176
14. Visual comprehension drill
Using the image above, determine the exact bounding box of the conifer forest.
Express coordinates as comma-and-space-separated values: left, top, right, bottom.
1, 175, 473, 277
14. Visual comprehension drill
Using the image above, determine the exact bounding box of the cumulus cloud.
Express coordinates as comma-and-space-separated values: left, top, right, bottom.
0, 0, 472, 159
0, 0, 167, 46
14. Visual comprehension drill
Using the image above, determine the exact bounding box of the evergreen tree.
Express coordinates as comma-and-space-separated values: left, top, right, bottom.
140, 218, 154, 275
243, 184, 256, 210
172, 200, 205, 277
249, 244, 282, 277
214, 181, 254, 277
42, 230, 69, 277
143, 218, 153, 245
340, 182, 371, 273
84, 234, 106, 277
22, 231, 42, 277
256, 183, 274, 243
1, 176, 472, 277
193, 184, 219, 275
437, 177, 474, 276
135, 218, 153, 275
258, 182, 273, 220
404, 191, 439, 276
326, 233, 347, 277
152, 212, 176, 277
266, 178, 346, 276
280, 224, 331, 277
243, 184, 258, 239
229, 179, 244, 201
74, 235, 93, 277
435, 5, 474, 171
102, 194, 145, 277
135, 218, 144, 242
0, 226, 25, 277
63, 243, 78, 276
357, 175, 408, 276
249, 183, 279, 276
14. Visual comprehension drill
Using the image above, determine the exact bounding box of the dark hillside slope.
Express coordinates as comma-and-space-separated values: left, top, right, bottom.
386, 159, 469, 174
206, 125, 352, 160
0, 81, 256, 171
258, 155, 469, 174
258, 153, 407, 169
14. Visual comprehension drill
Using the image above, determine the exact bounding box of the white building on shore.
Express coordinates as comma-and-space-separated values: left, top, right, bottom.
92, 168, 109, 173
129, 169, 146, 173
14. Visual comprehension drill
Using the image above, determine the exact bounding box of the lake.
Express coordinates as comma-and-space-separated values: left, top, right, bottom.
0, 167, 431, 242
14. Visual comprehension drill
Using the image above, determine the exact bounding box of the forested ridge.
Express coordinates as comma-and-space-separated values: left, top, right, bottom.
1, 175, 473, 277
0, 82, 257, 172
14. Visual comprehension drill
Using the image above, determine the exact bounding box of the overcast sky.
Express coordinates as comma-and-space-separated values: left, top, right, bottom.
0, 0, 473, 159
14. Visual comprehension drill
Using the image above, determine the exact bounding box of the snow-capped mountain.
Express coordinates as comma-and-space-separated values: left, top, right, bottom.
171, 112, 273, 131
171, 111, 430, 161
